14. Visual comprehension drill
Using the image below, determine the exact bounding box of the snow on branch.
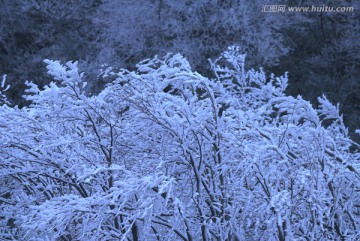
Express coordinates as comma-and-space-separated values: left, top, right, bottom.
0, 47, 359, 241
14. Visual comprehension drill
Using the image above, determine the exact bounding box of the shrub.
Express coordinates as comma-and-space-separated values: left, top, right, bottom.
0, 47, 359, 240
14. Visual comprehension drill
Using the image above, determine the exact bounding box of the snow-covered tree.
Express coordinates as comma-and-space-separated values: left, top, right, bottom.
0, 0, 101, 105
0, 47, 359, 240
94, 0, 290, 72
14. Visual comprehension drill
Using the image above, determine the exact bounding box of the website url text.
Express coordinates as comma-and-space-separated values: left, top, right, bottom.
262, 5, 354, 13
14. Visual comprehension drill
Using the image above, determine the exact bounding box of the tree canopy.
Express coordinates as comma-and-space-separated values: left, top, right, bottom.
1, 47, 359, 240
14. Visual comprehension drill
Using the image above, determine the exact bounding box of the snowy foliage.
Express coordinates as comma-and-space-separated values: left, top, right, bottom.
0, 75, 10, 105
0, 47, 359, 240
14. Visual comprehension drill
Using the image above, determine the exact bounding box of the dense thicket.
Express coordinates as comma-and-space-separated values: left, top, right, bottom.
1, 46, 360, 240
